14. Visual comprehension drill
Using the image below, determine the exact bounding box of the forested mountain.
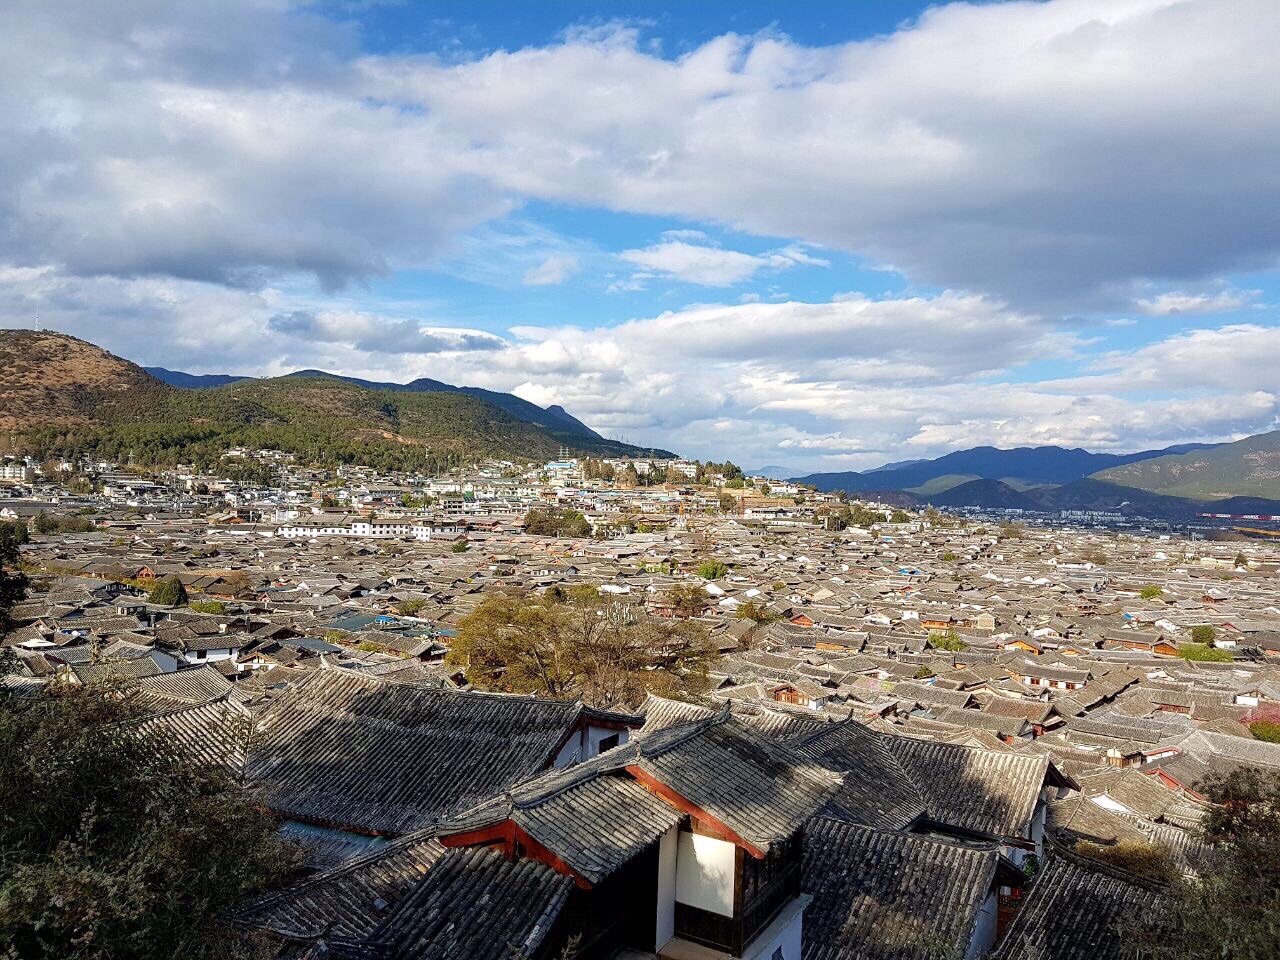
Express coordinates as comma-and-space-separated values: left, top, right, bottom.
148, 366, 610, 443
1, 332, 671, 468
1092, 431, 1280, 499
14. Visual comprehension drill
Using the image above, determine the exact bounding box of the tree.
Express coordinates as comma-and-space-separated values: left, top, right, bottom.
0, 681, 297, 959
1132, 767, 1280, 958
1233, 552, 1249, 568
697, 560, 729, 580
734, 599, 778, 625
1190, 625, 1216, 645
664, 583, 709, 617
448, 591, 718, 709
523, 507, 591, 538
0, 522, 29, 635
148, 575, 188, 607
451, 539, 470, 553
1139, 584, 1164, 600
395, 597, 427, 617
913, 665, 935, 680
889, 509, 911, 523
929, 628, 968, 652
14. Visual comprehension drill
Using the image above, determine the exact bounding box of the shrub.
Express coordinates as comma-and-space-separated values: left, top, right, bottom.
1177, 642, 1232, 663
188, 599, 226, 614
1250, 720, 1280, 744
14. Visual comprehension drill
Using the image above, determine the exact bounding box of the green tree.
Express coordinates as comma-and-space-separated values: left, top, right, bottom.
697, 559, 729, 580
0, 523, 30, 635
734, 599, 778, 625
0, 681, 297, 959
1139, 584, 1164, 600
1190, 625, 1216, 645
1233, 552, 1249, 568
889, 509, 911, 523
448, 591, 718, 709
928, 627, 968, 652
523, 507, 591, 538
148, 575, 188, 607
395, 597, 427, 617
451, 539, 470, 553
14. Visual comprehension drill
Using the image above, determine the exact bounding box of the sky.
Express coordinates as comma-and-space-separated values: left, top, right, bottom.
2, 0, 1279, 473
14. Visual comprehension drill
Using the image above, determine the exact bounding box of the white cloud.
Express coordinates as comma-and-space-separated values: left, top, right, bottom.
523, 255, 580, 286
1135, 289, 1258, 315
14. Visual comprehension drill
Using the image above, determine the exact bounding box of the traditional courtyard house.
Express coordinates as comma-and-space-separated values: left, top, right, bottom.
1009, 660, 1092, 692
1103, 630, 1177, 657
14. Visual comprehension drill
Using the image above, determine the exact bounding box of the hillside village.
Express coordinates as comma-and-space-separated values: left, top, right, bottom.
3, 451, 1280, 960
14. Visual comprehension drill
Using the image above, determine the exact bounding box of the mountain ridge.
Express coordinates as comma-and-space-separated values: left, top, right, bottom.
2, 332, 674, 463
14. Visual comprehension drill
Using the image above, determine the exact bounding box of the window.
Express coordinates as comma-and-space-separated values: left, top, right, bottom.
598, 732, 621, 753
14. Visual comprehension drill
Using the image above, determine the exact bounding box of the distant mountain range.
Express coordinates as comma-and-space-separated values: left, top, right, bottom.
792, 435, 1280, 516
0, 331, 672, 465
146, 366, 605, 443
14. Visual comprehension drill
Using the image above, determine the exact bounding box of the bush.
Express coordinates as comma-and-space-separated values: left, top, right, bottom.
1190, 625, 1216, 644
1177, 642, 1232, 662
148, 575, 188, 607
1250, 721, 1280, 744
188, 599, 226, 614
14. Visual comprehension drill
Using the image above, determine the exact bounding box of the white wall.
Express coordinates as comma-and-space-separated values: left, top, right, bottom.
741, 896, 805, 960
675, 830, 736, 918
966, 891, 999, 960
656, 826, 678, 949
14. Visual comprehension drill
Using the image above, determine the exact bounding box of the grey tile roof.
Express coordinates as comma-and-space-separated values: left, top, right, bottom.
792, 721, 927, 830
884, 736, 1064, 840
245, 669, 587, 834
990, 851, 1167, 960
802, 816, 1006, 960
632, 709, 842, 853
338, 846, 573, 960
238, 829, 445, 941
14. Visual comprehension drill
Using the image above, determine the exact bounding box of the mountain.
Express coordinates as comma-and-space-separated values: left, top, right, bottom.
792, 442, 1219, 493
0, 330, 165, 432
149, 366, 615, 446
927, 478, 1034, 509
143, 367, 249, 389
1091, 431, 1280, 499
747, 465, 806, 481
1, 332, 673, 464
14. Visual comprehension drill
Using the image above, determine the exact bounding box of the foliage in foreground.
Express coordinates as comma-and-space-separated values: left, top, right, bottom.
1130, 767, 1280, 959
448, 590, 718, 709
0, 682, 298, 960
1177, 642, 1232, 663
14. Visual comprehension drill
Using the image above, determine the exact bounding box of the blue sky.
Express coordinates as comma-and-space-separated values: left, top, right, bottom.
2, 0, 1278, 470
